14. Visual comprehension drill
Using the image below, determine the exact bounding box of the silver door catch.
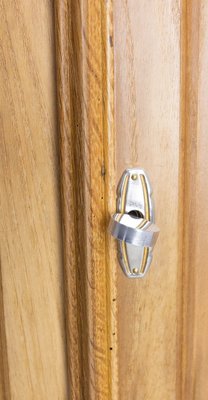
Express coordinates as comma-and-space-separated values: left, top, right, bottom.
108, 168, 159, 278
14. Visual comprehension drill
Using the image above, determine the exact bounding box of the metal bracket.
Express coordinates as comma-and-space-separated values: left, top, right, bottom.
108, 168, 159, 278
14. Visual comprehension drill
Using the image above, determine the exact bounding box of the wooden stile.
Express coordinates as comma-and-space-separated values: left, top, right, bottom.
54, 1, 118, 399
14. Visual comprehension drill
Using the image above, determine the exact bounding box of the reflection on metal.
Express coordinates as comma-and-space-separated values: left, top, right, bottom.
108, 168, 159, 278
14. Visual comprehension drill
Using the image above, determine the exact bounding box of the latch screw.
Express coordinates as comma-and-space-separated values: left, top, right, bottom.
132, 268, 139, 274
131, 174, 138, 181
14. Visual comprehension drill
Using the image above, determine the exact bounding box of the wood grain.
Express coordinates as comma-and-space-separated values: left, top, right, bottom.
114, 1, 182, 399
54, 1, 118, 399
114, 1, 208, 399
1, 0, 206, 398
55, 0, 208, 398
0, 260, 11, 399
0, 1, 68, 398
182, 1, 208, 398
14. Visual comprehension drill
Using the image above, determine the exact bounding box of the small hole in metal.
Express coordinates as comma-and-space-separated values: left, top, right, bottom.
128, 210, 144, 219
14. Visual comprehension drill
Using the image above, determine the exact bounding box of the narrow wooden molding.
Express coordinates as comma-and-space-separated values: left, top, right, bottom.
0, 261, 11, 400
181, 1, 208, 398
54, 1, 118, 398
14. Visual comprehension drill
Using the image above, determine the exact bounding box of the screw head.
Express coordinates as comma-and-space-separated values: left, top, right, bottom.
131, 174, 138, 181
132, 267, 139, 274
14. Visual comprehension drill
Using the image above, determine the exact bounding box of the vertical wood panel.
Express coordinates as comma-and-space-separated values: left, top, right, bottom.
55, 1, 118, 399
182, 1, 208, 398
3, 0, 206, 398
54, 0, 208, 398
114, 1, 181, 398
0, 1, 68, 398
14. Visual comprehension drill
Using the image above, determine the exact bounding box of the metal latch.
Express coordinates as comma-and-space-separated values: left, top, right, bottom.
108, 168, 159, 278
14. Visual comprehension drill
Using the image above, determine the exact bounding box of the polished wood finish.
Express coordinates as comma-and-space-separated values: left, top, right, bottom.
114, 1, 181, 398
114, 1, 208, 399
55, 0, 208, 398
1, 0, 208, 399
182, 1, 208, 398
0, 1, 68, 398
55, 1, 118, 399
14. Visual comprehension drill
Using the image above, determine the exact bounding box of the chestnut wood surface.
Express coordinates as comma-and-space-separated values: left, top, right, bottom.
114, 1, 208, 399
55, 0, 208, 399
182, 1, 208, 398
1, 0, 208, 399
114, 1, 181, 398
55, 1, 118, 399
0, 1, 68, 399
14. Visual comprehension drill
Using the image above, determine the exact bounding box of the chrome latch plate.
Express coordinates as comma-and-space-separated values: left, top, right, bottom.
109, 168, 159, 278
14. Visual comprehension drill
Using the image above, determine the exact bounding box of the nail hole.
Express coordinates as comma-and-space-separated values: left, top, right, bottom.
128, 210, 144, 219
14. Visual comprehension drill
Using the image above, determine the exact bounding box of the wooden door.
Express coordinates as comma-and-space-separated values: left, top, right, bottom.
1, 0, 208, 399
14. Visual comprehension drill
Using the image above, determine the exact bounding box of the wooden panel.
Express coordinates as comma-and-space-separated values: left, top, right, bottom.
0, 1, 68, 398
114, 1, 208, 399
114, 1, 182, 399
182, 1, 208, 398
54, 1, 118, 399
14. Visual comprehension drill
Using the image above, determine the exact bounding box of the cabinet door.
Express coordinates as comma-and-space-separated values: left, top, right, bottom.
1, 1, 208, 399
55, 1, 208, 399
